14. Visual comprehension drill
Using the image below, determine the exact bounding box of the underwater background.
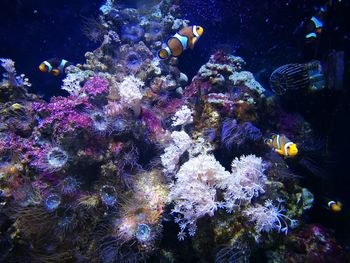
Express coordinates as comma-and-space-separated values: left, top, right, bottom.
0, 0, 350, 262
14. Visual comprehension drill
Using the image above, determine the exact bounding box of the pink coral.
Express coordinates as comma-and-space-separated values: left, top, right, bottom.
140, 108, 164, 137
82, 76, 109, 96
33, 95, 92, 136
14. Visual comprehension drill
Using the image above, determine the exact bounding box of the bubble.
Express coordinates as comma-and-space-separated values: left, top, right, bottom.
100, 185, 117, 206
45, 194, 61, 211
136, 223, 151, 242
47, 147, 68, 169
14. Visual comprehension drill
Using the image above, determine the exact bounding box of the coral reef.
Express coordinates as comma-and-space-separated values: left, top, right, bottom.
0, 0, 346, 262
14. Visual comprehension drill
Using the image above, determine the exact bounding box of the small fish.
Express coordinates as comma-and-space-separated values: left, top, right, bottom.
264, 134, 298, 158
157, 25, 204, 59
39, 58, 71, 76
269, 60, 325, 95
305, 3, 329, 42
327, 200, 342, 213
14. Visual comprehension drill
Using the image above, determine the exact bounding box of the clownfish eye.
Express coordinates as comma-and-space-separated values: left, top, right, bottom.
287, 146, 290, 150
196, 26, 200, 30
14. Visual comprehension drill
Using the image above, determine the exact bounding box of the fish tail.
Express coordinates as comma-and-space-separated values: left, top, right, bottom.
157, 48, 170, 60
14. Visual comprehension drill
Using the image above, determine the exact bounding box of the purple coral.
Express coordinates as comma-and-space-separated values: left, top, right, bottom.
82, 76, 109, 96
221, 119, 262, 149
140, 108, 164, 137
33, 95, 92, 137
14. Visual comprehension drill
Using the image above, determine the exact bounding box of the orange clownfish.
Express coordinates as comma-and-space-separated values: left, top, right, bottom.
327, 200, 342, 213
264, 134, 298, 158
157, 25, 204, 60
39, 58, 71, 76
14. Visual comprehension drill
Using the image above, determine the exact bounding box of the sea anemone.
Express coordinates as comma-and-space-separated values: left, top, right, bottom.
58, 176, 80, 196
118, 42, 153, 78
144, 21, 164, 42
124, 51, 143, 73
47, 148, 68, 170
111, 116, 130, 135
31, 146, 69, 172
44, 193, 61, 211
116, 145, 141, 171
97, 235, 140, 263
221, 119, 262, 149
100, 185, 118, 207
135, 223, 152, 243
120, 24, 144, 43
90, 111, 112, 135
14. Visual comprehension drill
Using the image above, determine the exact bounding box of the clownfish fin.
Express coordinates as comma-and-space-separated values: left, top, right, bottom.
275, 149, 284, 155
190, 37, 197, 49
51, 69, 60, 76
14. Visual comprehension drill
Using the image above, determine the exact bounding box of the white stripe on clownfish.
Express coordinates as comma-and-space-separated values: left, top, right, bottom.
311, 16, 323, 29
276, 134, 281, 150
284, 141, 294, 157
192, 25, 200, 37
43, 61, 52, 72
173, 33, 189, 50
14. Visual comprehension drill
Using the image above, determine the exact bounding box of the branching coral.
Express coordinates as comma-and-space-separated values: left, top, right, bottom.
244, 199, 297, 237
161, 131, 192, 174
171, 105, 193, 127
221, 155, 267, 211
169, 154, 230, 239
118, 75, 144, 115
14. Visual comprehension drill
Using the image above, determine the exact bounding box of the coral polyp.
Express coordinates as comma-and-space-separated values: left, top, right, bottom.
59, 176, 80, 195
47, 147, 68, 169
136, 223, 152, 243
44, 194, 61, 211
100, 185, 117, 207
120, 24, 144, 43
90, 111, 111, 135
125, 51, 143, 72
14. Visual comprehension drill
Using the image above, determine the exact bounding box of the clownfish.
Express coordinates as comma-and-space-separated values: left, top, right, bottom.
39, 58, 71, 76
327, 200, 342, 213
264, 134, 298, 158
157, 25, 204, 60
305, 3, 330, 42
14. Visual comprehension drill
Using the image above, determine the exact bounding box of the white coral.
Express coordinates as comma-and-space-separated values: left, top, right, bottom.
216, 155, 266, 212
61, 67, 94, 95
118, 75, 144, 115
161, 131, 192, 174
171, 105, 193, 127
244, 200, 297, 236
0, 58, 15, 73
169, 154, 231, 237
